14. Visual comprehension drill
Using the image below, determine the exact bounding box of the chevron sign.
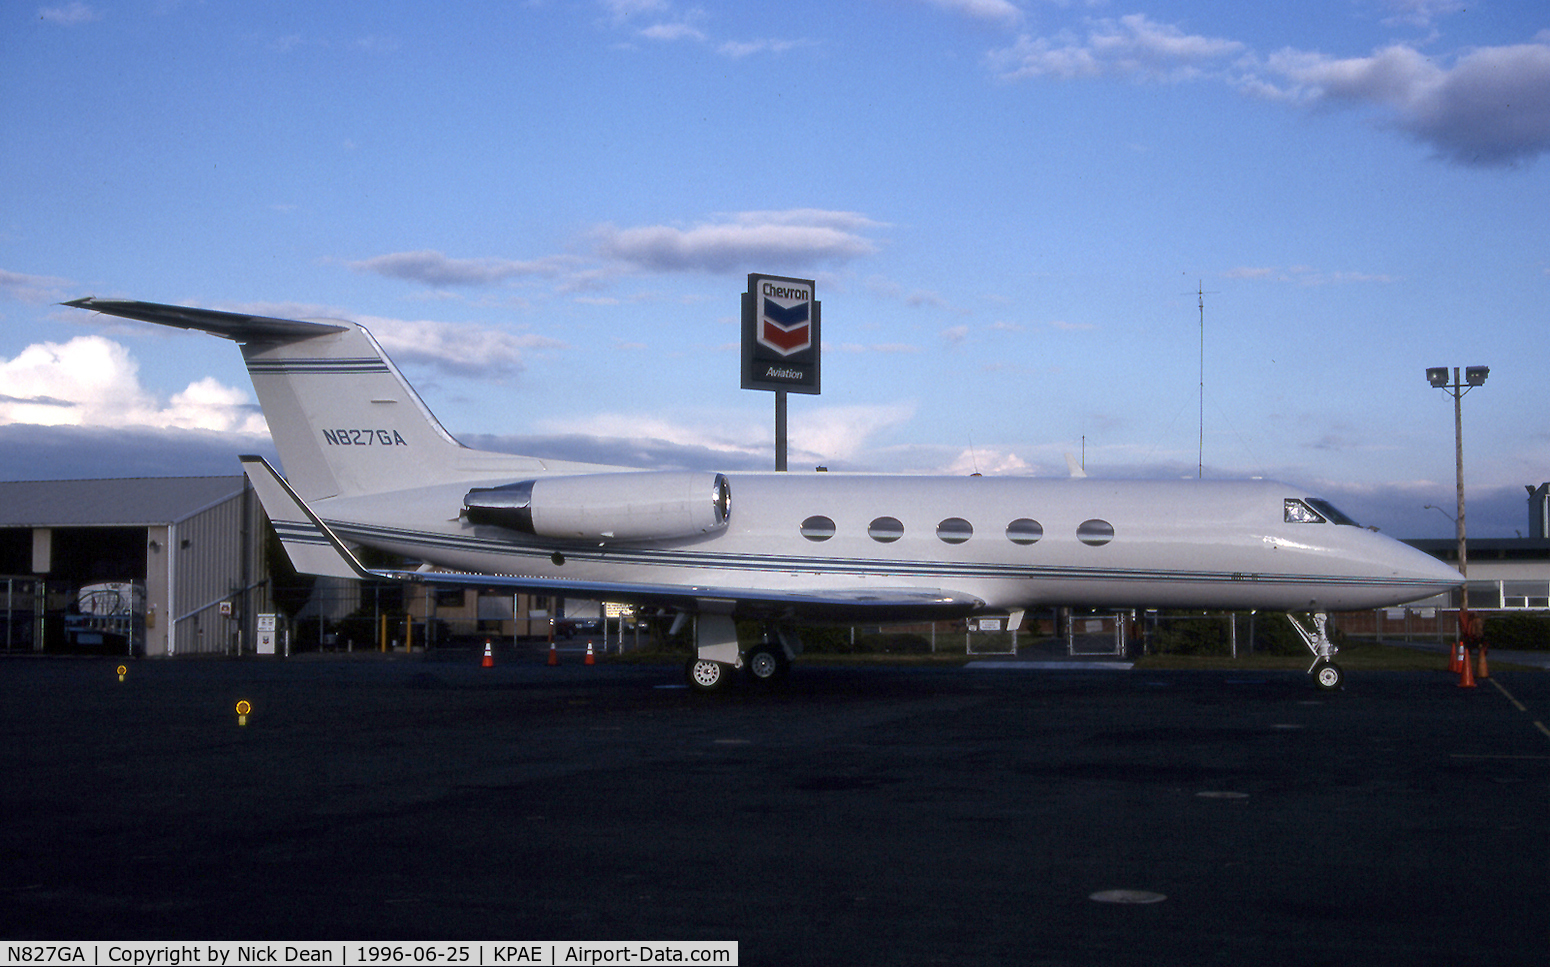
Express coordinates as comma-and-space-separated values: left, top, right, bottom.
742, 273, 820, 395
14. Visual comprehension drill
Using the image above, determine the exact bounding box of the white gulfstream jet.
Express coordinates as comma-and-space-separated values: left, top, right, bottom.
67, 298, 1461, 691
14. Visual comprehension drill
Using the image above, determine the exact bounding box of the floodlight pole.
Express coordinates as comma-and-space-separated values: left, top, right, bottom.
1451, 371, 1467, 611
1427, 365, 1489, 613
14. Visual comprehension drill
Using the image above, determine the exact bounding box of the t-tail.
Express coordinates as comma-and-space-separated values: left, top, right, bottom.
65, 298, 617, 500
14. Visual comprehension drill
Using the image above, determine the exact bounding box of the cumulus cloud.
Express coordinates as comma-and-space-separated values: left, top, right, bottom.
0, 336, 266, 434
789, 403, 919, 463
526, 400, 918, 468
593, 210, 883, 274
944, 446, 1033, 475
1252, 38, 1550, 166
992, 11, 1550, 167
349, 250, 577, 287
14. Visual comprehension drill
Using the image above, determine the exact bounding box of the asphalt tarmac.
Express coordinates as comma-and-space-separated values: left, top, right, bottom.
2, 651, 1546, 966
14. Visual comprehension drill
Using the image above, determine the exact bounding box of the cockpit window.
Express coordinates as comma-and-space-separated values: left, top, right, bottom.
1285, 498, 1360, 526
1306, 498, 1359, 526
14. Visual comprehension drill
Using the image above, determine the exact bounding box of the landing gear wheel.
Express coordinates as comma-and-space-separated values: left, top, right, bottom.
1313, 660, 1343, 691
687, 658, 729, 693
745, 645, 789, 685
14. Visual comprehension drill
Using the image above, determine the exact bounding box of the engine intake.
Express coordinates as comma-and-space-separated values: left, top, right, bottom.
464, 471, 731, 542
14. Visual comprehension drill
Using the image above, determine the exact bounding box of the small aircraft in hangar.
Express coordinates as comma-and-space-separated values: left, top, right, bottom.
67, 297, 1461, 691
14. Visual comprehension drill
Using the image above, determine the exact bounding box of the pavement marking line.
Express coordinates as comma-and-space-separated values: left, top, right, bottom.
1480, 677, 1550, 746
1489, 677, 1528, 712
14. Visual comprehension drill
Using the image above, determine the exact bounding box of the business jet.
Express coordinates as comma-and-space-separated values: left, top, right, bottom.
66, 297, 1461, 691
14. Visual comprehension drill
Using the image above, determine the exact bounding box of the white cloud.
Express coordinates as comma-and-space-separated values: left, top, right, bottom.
1378, 0, 1465, 28
993, 12, 1550, 167
1226, 265, 1397, 286
38, 2, 100, 26
991, 14, 1244, 81
356, 314, 566, 378
532, 401, 917, 467
349, 250, 577, 286
0, 336, 266, 434
944, 446, 1033, 475
717, 38, 811, 58
1252, 38, 1550, 166
593, 210, 883, 274
233, 301, 562, 379
921, 0, 1023, 30
790, 403, 919, 463
0, 269, 72, 304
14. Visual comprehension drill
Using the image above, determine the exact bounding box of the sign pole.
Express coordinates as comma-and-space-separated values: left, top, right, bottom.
775, 390, 788, 471
742, 273, 819, 473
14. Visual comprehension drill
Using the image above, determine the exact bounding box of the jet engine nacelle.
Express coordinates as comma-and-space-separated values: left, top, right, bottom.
464, 471, 731, 542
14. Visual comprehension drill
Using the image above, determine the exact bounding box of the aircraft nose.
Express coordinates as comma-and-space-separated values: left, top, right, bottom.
1397, 543, 1465, 593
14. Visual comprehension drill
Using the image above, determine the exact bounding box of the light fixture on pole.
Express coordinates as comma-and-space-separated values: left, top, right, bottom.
1425, 365, 1489, 613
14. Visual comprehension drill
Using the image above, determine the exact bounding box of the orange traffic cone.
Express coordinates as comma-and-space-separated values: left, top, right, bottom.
481, 640, 494, 668
1476, 646, 1490, 680
548, 640, 559, 666
585, 641, 595, 666
1457, 647, 1476, 688
1449, 641, 1463, 674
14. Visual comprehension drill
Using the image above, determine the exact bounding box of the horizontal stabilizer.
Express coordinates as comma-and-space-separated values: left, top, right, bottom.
63, 297, 346, 343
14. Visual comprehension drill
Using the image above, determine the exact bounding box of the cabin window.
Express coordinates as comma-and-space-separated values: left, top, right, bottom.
1006, 518, 1043, 545
800, 515, 836, 542
868, 516, 904, 543
936, 517, 973, 544
1077, 519, 1114, 546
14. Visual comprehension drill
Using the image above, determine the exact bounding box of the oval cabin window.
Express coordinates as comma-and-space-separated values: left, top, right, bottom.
1006, 518, 1043, 545
936, 517, 973, 544
868, 516, 905, 543
1077, 519, 1114, 546
800, 515, 836, 542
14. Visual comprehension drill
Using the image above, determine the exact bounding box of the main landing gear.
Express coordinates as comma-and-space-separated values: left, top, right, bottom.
682, 616, 799, 693
1287, 612, 1343, 691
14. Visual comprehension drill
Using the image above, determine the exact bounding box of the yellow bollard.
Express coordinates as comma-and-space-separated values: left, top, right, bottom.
116, 665, 127, 683
235, 699, 251, 727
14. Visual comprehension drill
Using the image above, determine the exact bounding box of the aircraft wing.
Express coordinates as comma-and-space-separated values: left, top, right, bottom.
386, 569, 985, 621
241, 455, 983, 622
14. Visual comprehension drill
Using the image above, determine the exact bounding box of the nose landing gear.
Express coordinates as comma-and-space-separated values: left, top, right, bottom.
1288, 612, 1343, 690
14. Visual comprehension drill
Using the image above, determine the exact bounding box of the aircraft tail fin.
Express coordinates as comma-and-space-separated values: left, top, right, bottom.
65, 298, 556, 501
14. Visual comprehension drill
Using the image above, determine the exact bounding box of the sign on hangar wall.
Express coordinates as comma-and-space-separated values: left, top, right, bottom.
742, 273, 820, 395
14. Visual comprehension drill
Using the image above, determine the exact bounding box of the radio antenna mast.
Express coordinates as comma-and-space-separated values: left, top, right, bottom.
1190, 279, 1218, 479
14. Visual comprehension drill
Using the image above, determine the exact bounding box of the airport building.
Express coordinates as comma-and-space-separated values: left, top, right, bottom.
1402, 482, 1550, 611
0, 476, 270, 656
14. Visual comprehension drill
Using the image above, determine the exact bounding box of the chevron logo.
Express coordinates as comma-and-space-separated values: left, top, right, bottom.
758, 298, 811, 355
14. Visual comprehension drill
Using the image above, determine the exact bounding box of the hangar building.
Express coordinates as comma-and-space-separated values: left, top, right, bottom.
0, 476, 269, 656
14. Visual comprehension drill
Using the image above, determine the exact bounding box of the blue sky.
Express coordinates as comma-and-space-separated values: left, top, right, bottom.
2, 0, 1548, 539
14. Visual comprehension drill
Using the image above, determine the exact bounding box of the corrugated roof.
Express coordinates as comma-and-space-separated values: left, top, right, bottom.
0, 476, 247, 527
